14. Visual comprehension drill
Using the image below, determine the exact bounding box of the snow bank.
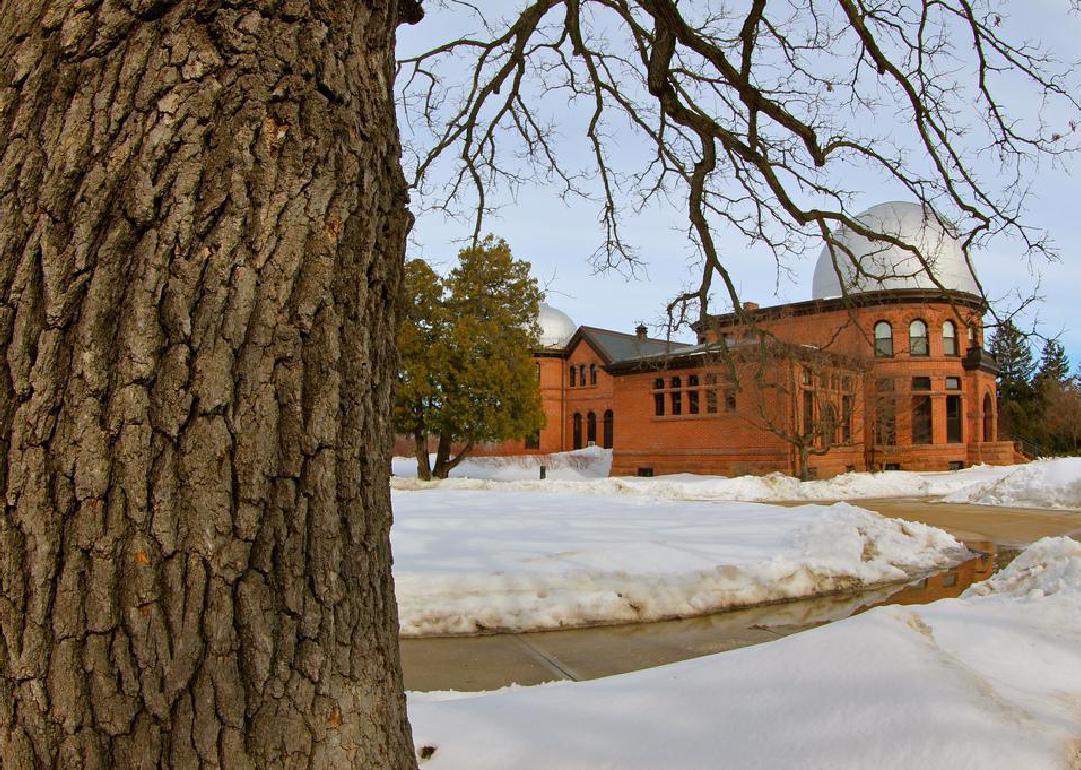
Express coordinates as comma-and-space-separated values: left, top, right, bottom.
391, 488, 966, 636
942, 457, 1081, 509
408, 537, 1081, 770
391, 447, 612, 481
393, 456, 1081, 510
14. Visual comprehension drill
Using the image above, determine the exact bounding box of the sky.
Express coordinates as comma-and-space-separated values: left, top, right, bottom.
397, 2, 1081, 365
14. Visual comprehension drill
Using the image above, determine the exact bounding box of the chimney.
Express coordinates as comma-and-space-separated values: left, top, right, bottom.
743, 301, 759, 312
635, 324, 648, 340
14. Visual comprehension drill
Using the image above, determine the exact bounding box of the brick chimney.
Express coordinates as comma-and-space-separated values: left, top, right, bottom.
743, 301, 759, 312
635, 324, 648, 340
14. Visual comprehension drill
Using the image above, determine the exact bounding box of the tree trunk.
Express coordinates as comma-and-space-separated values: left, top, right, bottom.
413, 428, 431, 481
0, 2, 417, 768
431, 434, 471, 479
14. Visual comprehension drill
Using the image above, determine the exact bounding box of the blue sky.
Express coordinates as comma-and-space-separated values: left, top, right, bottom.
398, 2, 1081, 367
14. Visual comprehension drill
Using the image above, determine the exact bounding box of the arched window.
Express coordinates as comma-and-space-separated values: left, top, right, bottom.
587, 412, 597, 444
909, 319, 929, 356
590, 363, 597, 385
603, 410, 614, 449
942, 320, 958, 356
874, 321, 893, 357
569, 367, 576, 387
572, 413, 583, 449
982, 393, 993, 441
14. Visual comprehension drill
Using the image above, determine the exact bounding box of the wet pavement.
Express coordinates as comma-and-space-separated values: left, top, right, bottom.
401, 499, 1077, 692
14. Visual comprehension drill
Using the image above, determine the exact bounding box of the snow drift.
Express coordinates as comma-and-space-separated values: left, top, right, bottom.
408, 537, 1081, 770
391, 488, 966, 636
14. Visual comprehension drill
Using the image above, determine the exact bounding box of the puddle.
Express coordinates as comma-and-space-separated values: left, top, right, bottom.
401, 542, 1018, 692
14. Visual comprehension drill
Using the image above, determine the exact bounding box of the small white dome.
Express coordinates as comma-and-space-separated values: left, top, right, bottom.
537, 302, 577, 348
812, 201, 980, 299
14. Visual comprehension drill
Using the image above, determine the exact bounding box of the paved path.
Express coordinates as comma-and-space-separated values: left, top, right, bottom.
401, 500, 1078, 692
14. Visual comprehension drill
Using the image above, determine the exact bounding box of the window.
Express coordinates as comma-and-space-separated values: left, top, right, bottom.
945, 377, 961, 390
912, 396, 933, 444
874, 321, 893, 357
688, 374, 700, 414
572, 413, 583, 449
654, 376, 666, 416
569, 367, 576, 387
912, 377, 931, 391
705, 373, 719, 414
603, 410, 614, 449
725, 389, 737, 412
948, 460, 964, 471
943, 320, 958, 356
968, 324, 979, 349
637, 467, 654, 478
841, 394, 853, 444
822, 403, 838, 446
587, 412, 597, 444
671, 377, 682, 415
525, 432, 540, 450
802, 367, 813, 385
590, 363, 597, 385
909, 319, 929, 356
884, 463, 901, 471
803, 389, 814, 436
982, 392, 993, 441
875, 379, 896, 446
946, 395, 962, 443
579, 364, 587, 386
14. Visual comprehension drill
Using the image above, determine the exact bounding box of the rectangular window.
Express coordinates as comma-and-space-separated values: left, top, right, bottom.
637, 467, 654, 478
569, 367, 576, 387
688, 389, 700, 414
706, 374, 718, 414
948, 460, 964, 471
671, 389, 682, 416
803, 389, 814, 436
912, 377, 931, 391
725, 389, 737, 412
841, 395, 853, 444
946, 395, 962, 443
876, 397, 897, 446
579, 364, 587, 386
945, 377, 961, 390
590, 363, 597, 385
912, 396, 933, 444
654, 392, 665, 416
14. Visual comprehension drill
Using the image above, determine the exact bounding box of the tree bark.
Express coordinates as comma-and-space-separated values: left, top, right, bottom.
0, 1, 417, 768
431, 434, 471, 479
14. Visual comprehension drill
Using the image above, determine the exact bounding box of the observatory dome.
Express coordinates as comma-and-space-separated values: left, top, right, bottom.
811, 201, 980, 300
537, 302, 577, 348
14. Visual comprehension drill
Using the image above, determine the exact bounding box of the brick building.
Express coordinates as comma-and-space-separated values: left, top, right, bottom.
478, 202, 1023, 477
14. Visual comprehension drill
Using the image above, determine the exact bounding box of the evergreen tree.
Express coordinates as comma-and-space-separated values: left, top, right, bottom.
396, 237, 545, 479
1034, 338, 1071, 386
990, 321, 1036, 402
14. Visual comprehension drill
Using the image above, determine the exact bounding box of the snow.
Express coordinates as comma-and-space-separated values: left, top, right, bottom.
391, 446, 612, 481
407, 537, 1081, 770
941, 457, 1081, 510
392, 451, 1081, 510
391, 488, 966, 636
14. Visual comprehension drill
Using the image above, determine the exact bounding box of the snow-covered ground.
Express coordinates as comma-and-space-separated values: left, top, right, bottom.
408, 536, 1081, 770
391, 488, 966, 636
392, 450, 1081, 510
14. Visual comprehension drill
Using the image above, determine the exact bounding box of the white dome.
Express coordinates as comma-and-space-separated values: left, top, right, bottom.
537, 302, 577, 348
812, 201, 980, 299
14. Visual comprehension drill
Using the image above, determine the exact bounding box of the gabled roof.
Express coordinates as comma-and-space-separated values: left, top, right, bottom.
566, 326, 695, 365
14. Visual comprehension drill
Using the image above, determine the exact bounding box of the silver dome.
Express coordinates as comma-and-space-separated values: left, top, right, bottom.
812, 201, 980, 299
537, 302, 577, 348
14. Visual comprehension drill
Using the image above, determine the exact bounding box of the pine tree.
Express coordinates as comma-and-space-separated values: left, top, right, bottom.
1035, 338, 1070, 386
395, 237, 545, 479
990, 321, 1036, 402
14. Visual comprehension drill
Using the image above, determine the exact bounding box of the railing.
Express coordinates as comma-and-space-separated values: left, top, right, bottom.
1011, 434, 1042, 459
